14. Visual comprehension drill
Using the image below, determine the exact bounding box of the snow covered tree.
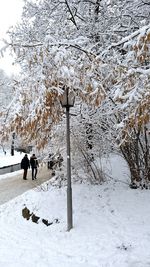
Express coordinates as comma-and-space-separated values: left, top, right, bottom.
0, 69, 12, 110
0, 69, 13, 152
98, 26, 150, 187
0, 0, 149, 185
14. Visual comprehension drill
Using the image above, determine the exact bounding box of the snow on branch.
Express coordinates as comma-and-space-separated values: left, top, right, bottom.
103, 24, 150, 53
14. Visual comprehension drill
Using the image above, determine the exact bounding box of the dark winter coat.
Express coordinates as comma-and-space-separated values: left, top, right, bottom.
21, 155, 30, 170
30, 156, 39, 169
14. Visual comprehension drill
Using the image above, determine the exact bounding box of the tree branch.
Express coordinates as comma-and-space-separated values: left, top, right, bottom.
65, 0, 78, 29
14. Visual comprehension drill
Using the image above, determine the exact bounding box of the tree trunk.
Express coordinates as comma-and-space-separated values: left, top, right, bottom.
120, 127, 150, 189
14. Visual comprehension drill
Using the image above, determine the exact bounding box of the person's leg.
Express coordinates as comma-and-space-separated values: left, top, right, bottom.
23, 169, 27, 180
48, 161, 50, 169
32, 168, 34, 180
23, 170, 25, 179
26, 169, 28, 180
34, 168, 37, 179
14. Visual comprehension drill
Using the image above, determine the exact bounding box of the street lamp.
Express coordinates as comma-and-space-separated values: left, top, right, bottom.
60, 87, 75, 231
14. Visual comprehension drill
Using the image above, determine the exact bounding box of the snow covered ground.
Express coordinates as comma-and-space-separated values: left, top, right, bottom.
0, 149, 26, 168
0, 151, 150, 267
0, 149, 26, 180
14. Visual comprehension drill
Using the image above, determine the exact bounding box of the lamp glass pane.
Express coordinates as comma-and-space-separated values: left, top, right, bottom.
60, 89, 75, 107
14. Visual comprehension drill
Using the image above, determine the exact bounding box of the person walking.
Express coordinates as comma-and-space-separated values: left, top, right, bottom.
30, 154, 39, 180
21, 154, 30, 180
57, 153, 63, 169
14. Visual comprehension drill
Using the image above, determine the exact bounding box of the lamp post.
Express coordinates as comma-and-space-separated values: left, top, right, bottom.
60, 87, 75, 231
11, 132, 15, 156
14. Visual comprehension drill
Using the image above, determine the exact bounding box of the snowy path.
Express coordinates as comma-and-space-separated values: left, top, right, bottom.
0, 166, 51, 205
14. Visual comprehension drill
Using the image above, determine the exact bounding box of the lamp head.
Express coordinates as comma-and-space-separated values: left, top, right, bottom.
60, 87, 75, 108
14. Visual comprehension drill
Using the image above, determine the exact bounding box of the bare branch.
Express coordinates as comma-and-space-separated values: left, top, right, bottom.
65, 0, 78, 29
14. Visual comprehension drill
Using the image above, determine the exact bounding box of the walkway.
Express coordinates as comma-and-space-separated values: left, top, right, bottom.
0, 166, 51, 205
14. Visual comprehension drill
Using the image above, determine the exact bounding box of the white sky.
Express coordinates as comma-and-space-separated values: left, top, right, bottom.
0, 0, 23, 75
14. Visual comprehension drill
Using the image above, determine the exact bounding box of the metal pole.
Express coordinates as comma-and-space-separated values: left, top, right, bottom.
11, 141, 14, 156
66, 106, 73, 231
11, 132, 15, 156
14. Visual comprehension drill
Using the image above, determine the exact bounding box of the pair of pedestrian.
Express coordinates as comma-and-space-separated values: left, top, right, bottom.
21, 154, 39, 180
